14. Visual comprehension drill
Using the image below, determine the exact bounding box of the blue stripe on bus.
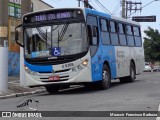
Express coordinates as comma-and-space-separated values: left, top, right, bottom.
101, 46, 117, 79
84, 9, 117, 81
90, 46, 117, 82
24, 61, 53, 73
91, 47, 103, 82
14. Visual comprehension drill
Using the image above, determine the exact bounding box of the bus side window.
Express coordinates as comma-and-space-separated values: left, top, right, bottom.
118, 23, 127, 46
86, 15, 99, 57
110, 21, 119, 45
126, 25, 135, 46
87, 15, 99, 46
133, 26, 142, 47
100, 18, 110, 45
92, 26, 98, 45
87, 25, 98, 46
87, 25, 93, 45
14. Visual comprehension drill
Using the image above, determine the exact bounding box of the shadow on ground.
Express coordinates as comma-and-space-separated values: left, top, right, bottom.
36, 79, 142, 96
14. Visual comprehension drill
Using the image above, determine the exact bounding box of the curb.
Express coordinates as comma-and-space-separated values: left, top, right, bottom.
0, 89, 46, 100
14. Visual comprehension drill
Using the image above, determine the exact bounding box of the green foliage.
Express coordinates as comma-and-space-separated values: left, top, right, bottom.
143, 27, 160, 62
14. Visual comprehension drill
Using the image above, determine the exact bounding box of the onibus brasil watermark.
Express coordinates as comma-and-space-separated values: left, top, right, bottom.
1, 111, 160, 118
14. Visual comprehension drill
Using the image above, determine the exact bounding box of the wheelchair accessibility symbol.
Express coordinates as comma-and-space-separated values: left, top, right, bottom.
52, 47, 61, 56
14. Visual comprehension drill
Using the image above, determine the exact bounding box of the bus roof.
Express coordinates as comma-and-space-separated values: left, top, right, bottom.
23, 7, 140, 26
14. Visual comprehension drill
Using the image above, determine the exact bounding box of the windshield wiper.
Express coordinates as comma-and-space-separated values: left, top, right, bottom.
36, 27, 50, 44
59, 21, 69, 41
57, 21, 71, 47
51, 25, 59, 49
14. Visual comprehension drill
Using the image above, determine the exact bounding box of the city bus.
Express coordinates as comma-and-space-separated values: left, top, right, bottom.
15, 8, 144, 93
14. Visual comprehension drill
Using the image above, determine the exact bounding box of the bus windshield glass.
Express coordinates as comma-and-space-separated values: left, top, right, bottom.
24, 21, 88, 58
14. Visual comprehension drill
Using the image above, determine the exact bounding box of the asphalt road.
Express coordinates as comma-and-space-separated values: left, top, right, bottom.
0, 72, 160, 120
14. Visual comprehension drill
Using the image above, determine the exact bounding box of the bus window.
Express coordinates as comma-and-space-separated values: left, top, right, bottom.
87, 15, 99, 46
100, 19, 110, 45
110, 21, 119, 45
87, 25, 98, 45
87, 15, 99, 57
101, 19, 108, 31
133, 27, 142, 47
87, 25, 92, 44
92, 26, 98, 45
87, 15, 98, 26
118, 23, 127, 46
126, 25, 134, 46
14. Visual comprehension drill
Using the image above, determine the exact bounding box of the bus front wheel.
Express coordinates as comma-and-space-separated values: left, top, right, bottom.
98, 64, 111, 90
45, 85, 60, 94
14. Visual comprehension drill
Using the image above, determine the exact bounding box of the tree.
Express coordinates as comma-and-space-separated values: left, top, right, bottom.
143, 27, 160, 62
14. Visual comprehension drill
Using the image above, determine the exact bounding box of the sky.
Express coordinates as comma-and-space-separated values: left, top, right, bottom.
42, 0, 160, 37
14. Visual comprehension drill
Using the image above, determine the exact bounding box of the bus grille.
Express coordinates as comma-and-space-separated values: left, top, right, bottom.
26, 57, 77, 65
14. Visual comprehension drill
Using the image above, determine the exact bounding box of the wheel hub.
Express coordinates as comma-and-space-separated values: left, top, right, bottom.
103, 71, 108, 83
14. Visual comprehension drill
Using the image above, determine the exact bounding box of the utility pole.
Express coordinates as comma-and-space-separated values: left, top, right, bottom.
84, 0, 89, 8
125, 1, 142, 19
121, 0, 126, 18
78, 0, 81, 7
121, 0, 142, 19
0, 0, 8, 93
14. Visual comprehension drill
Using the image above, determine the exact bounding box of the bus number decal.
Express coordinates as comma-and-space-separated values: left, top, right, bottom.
62, 63, 74, 69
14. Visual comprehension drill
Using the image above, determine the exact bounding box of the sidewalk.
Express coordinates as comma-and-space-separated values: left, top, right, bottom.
0, 76, 46, 100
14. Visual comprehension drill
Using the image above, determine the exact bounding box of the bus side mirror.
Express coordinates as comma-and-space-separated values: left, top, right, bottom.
15, 24, 24, 47
15, 30, 19, 41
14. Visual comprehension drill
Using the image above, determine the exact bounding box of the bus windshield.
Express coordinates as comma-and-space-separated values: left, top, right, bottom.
24, 21, 88, 58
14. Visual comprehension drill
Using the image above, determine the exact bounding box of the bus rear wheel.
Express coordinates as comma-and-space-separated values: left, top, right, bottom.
120, 62, 135, 83
45, 85, 60, 94
98, 64, 111, 90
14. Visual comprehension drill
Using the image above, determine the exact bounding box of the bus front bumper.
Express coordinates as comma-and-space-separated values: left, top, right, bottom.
25, 65, 92, 87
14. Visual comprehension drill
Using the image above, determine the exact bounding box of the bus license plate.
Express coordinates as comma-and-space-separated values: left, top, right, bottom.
49, 76, 60, 81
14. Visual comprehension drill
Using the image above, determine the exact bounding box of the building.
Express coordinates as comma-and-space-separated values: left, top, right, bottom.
31, 0, 53, 12
0, 0, 53, 76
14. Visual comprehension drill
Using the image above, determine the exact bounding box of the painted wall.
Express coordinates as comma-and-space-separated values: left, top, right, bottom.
8, 52, 20, 76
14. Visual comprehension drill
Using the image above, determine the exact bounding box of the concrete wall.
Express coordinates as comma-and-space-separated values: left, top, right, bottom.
31, 0, 53, 12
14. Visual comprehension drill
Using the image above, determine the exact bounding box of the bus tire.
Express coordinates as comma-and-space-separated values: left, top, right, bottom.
98, 64, 111, 90
127, 62, 136, 82
120, 62, 135, 83
45, 85, 59, 94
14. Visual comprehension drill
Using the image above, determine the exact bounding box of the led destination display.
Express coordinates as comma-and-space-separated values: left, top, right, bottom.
33, 12, 72, 22
24, 9, 84, 23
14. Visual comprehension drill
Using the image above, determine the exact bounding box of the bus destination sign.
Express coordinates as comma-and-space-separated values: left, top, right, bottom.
34, 12, 72, 22
25, 11, 75, 23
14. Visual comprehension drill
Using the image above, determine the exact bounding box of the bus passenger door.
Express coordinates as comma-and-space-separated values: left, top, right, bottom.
87, 14, 103, 82
87, 24, 102, 82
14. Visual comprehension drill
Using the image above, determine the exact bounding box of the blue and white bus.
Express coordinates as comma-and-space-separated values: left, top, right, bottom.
15, 8, 144, 93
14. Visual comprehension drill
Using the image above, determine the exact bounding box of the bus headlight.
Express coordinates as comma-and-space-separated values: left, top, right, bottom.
82, 59, 89, 66
24, 66, 29, 71
72, 59, 89, 72
24, 65, 38, 75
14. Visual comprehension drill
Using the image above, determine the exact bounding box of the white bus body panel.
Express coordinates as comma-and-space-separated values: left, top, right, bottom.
25, 52, 92, 87
115, 46, 144, 78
